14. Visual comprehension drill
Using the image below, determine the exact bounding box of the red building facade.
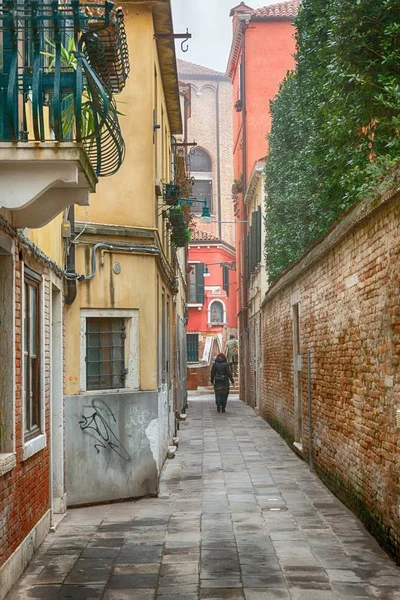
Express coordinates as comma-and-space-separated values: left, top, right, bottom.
228, 0, 298, 402
186, 233, 237, 390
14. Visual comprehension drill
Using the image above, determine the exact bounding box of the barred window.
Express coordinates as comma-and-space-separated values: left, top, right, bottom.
187, 333, 199, 363
86, 318, 127, 390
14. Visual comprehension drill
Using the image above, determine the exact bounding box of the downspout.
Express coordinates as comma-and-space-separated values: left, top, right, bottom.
65, 206, 77, 306
216, 78, 222, 241
241, 16, 249, 198
240, 14, 250, 404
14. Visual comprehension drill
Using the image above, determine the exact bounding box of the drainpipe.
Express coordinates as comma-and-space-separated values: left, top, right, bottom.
65, 206, 77, 306
216, 78, 222, 241
240, 13, 250, 403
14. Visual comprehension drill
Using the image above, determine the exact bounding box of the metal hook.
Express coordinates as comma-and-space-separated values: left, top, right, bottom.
181, 28, 190, 53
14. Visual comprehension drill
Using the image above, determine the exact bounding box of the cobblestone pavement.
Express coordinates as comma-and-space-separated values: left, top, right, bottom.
6, 394, 400, 600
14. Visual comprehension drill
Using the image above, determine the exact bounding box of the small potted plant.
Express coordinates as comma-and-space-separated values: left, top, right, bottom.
168, 206, 184, 227
171, 226, 191, 247
164, 183, 181, 205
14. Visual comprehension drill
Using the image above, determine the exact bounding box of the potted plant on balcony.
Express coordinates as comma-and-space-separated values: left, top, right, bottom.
168, 206, 184, 227
164, 183, 181, 205
171, 226, 191, 247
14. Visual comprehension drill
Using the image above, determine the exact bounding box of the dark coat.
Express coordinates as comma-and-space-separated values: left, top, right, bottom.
211, 356, 234, 391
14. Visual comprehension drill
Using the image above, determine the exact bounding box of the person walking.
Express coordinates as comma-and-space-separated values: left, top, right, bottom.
225, 335, 239, 377
211, 353, 234, 413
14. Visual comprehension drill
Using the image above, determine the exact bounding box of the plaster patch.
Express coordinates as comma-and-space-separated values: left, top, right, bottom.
145, 418, 159, 473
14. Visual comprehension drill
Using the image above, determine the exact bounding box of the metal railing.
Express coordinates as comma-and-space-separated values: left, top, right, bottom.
0, 0, 130, 176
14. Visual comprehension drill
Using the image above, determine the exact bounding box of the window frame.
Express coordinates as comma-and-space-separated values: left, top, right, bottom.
85, 317, 127, 391
187, 262, 205, 305
23, 266, 42, 442
187, 332, 199, 364
80, 309, 140, 393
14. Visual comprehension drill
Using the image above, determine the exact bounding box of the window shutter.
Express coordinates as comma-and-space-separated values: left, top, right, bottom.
251, 211, 257, 272
257, 206, 262, 265
196, 263, 205, 304
246, 234, 250, 282
223, 265, 229, 297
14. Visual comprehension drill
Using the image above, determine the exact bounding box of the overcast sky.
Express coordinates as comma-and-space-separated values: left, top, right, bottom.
171, 0, 277, 73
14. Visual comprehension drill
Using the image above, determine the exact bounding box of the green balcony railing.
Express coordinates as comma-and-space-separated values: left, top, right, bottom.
0, 0, 130, 176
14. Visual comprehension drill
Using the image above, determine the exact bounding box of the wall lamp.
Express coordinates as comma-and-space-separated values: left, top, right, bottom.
204, 261, 236, 278
180, 198, 211, 222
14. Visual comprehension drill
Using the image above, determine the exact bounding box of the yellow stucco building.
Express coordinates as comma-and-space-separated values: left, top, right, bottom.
62, 0, 187, 504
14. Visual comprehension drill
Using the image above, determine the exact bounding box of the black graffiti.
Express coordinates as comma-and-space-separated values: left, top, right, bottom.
79, 398, 131, 461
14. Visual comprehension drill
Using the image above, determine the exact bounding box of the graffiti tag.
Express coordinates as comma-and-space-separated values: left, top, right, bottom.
79, 398, 131, 461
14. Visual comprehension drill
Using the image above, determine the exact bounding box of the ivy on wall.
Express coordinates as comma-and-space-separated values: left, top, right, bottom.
265, 0, 400, 282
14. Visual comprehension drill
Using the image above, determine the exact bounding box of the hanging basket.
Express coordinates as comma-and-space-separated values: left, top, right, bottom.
171, 226, 191, 247
168, 207, 184, 227
164, 183, 181, 206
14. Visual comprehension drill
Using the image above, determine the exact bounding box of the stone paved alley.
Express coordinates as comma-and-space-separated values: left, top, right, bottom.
6, 394, 400, 600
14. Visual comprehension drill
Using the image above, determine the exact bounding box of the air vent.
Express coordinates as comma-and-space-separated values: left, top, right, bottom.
396, 409, 400, 428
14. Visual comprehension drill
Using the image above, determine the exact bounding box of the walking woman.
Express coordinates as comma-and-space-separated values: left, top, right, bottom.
211, 353, 234, 413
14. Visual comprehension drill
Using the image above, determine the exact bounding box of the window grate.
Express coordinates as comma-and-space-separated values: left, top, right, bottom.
86, 318, 126, 390
187, 333, 199, 363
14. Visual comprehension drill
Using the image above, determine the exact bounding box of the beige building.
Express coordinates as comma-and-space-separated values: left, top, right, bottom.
178, 60, 235, 247
245, 159, 268, 409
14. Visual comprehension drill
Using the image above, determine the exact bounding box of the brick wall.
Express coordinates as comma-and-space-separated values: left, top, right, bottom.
247, 315, 258, 408
259, 184, 400, 561
0, 243, 51, 566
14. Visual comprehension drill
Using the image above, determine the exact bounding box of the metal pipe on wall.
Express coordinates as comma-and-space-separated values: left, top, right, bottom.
216, 78, 222, 241
307, 349, 314, 472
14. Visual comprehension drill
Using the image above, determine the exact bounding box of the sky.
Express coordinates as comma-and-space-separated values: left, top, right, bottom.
171, 0, 277, 73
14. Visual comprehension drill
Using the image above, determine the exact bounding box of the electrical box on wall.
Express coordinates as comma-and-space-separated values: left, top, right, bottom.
62, 220, 72, 238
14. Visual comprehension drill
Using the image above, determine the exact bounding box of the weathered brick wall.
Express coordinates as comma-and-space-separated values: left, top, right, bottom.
260, 186, 400, 561
247, 315, 258, 408
0, 244, 51, 565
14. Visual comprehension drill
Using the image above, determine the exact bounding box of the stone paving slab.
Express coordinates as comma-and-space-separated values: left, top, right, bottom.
5, 394, 400, 600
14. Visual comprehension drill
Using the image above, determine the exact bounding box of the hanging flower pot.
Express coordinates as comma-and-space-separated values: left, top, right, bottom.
171, 226, 191, 247
164, 183, 181, 205
168, 206, 184, 227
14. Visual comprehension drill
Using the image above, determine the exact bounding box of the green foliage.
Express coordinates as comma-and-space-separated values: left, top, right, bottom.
265, 0, 400, 281
43, 38, 96, 139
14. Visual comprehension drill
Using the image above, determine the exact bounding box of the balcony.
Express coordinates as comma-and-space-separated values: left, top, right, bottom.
0, 0, 129, 228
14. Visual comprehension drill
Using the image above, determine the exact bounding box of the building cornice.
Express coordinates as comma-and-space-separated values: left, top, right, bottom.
244, 160, 265, 207
189, 239, 236, 256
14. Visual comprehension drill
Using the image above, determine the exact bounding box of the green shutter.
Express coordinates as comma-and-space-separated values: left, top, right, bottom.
223, 265, 229, 297
187, 334, 199, 363
251, 211, 257, 272
256, 206, 262, 265
196, 263, 205, 304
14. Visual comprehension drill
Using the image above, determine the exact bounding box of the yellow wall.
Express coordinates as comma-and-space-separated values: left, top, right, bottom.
27, 213, 64, 267
65, 247, 158, 395
64, 3, 180, 396
76, 5, 172, 241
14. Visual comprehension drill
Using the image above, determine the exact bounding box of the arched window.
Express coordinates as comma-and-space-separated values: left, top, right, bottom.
190, 147, 213, 214
190, 148, 212, 172
209, 301, 225, 325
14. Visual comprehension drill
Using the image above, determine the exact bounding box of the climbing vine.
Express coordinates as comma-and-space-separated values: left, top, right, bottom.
265, 0, 400, 281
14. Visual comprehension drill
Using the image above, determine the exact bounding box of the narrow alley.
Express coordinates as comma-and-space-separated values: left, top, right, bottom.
6, 394, 400, 600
